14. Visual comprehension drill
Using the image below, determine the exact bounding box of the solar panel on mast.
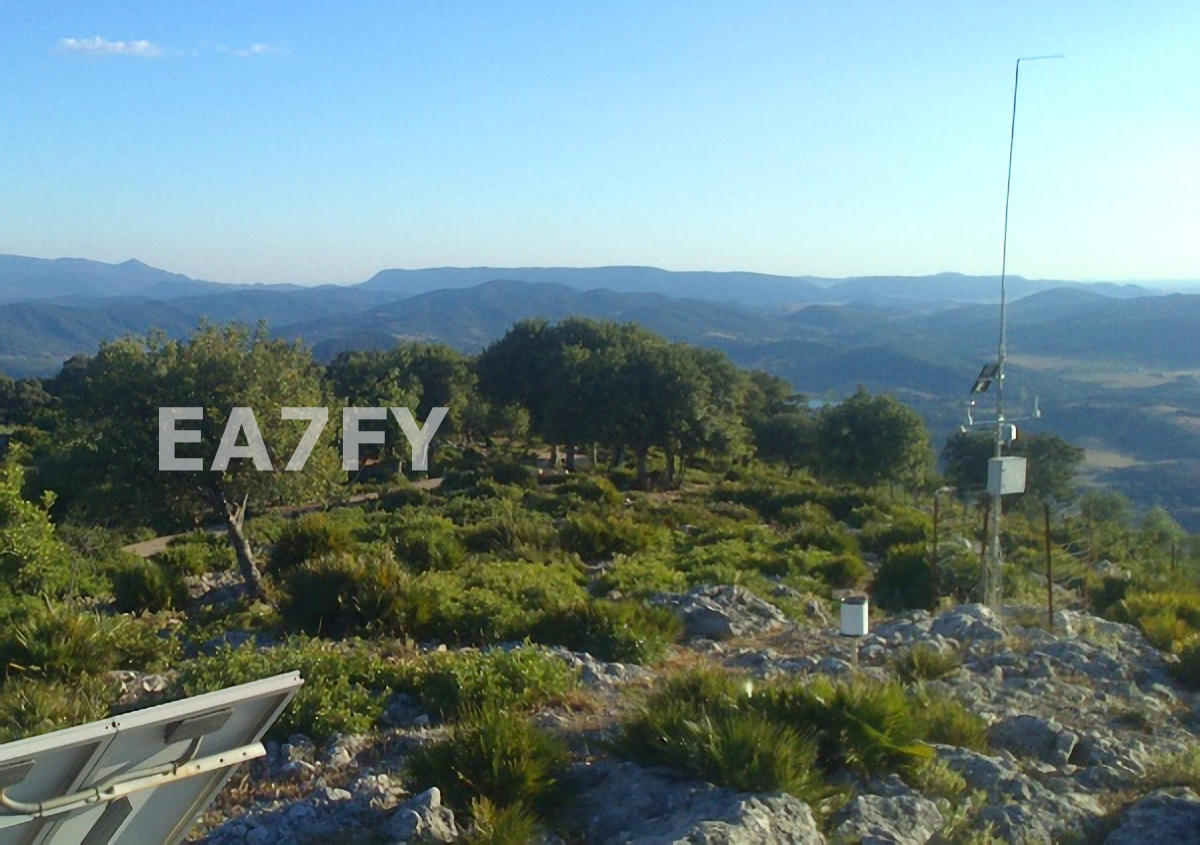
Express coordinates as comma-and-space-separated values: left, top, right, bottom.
0, 672, 302, 845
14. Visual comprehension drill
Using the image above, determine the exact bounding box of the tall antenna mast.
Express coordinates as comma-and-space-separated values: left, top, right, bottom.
982, 54, 1062, 608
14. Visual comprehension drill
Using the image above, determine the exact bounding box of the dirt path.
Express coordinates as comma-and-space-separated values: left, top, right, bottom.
119, 479, 443, 558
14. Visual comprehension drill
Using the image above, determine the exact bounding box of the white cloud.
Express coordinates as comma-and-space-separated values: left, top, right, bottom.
59, 36, 162, 57
225, 43, 280, 58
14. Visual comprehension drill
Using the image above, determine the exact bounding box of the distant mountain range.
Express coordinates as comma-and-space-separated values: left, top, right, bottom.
3, 253, 1199, 527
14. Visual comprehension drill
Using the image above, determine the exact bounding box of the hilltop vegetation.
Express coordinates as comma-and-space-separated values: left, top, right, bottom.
3, 259, 1200, 532
1, 318, 1199, 841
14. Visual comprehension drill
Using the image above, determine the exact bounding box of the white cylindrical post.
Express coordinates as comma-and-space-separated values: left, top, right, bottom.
840, 595, 869, 637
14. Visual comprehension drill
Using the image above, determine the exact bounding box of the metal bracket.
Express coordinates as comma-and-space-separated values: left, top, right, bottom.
0, 760, 35, 791
0, 742, 265, 818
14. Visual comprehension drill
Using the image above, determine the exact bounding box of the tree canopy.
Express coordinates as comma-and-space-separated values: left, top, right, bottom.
813, 387, 934, 489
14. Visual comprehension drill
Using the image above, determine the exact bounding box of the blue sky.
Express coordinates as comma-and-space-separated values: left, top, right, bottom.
1, 1, 1196, 285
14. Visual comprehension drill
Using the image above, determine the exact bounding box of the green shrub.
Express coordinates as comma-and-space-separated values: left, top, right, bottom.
405, 704, 570, 816
0, 458, 75, 598
1112, 589, 1200, 652
405, 561, 588, 644
871, 543, 935, 611
172, 638, 402, 742
402, 646, 577, 719
389, 512, 465, 571
270, 512, 359, 573
891, 644, 961, 684
561, 474, 623, 506
0, 600, 177, 682
278, 551, 410, 637
108, 557, 188, 613
376, 484, 433, 511
609, 668, 826, 801
461, 508, 558, 559
1172, 638, 1200, 689
593, 551, 688, 599
1137, 747, 1200, 791
758, 675, 935, 777
614, 703, 824, 796
463, 797, 543, 844
813, 553, 867, 589
489, 460, 539, 489
1088, 575, 1130, 619
531, 600, 681, 664
559, 510, 663, 563
158, 531, 236, 575
860, 510, 932, 557
911, 687, 989, 750
0, 673, 121, 742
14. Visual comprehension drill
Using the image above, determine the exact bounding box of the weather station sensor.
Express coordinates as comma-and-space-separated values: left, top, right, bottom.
957, 53, 1062, 608
0, 672, 302, 845
987, 456, 1027, 496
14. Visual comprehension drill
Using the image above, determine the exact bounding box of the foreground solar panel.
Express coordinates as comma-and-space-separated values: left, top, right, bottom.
0, 672, 302, 845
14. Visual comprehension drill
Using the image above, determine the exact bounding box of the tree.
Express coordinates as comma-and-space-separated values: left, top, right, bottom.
327, 342, 473, 473
941, 431, 1084, 503
814, 388, 934, 489
0, 448, 74, 601
54, 323, 343, 599
752, 412, 817, 474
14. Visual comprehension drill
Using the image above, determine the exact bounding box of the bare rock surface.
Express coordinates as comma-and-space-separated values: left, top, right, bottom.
1104, 788, 1200, 845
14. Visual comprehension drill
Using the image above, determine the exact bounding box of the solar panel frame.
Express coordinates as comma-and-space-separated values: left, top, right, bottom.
0, 671, 302, 845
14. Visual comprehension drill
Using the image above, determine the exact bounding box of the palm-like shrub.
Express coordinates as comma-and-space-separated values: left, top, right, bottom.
406, 704, 570, 817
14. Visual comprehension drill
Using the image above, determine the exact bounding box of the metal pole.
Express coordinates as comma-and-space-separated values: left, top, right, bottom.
933, 493, 941, 608
932, 486, 956, 609
985, 54, 1062, 609
1045, 502, 1054, 631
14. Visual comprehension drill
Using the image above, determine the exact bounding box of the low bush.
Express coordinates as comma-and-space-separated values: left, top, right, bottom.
108, 556, 188, 613
278, 551, 410, 637
461, 508, 558, 559
405, 704, 571, 817
376, 484, 433, 512
0, 673, 122, 742
403, 561, 589, 645
531, 600, 682, 663
463, 797, 544, 845
593, 551, 688, 599
270, 512, 359, 573
609, 670, 826, 801
890, 644, 961, 684
1111, 588, 1200, 652
558, 509, 664, 563
859, 509, 932, 557
812, 553, 867, 589
1172, 638, 1200, 689
0, 600, 177, 682
172, 638, 403, 742
400, 646, 577, 719
560, 474, 623, 506
388, 512, 465, 571
757, 675, 937, 777
158, 531, 237, 575
1136, 746, 1200, 791
871, 543, 935, 611
910, 687, 989, 751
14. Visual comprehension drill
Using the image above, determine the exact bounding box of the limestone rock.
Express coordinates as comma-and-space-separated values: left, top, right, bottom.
830, 793, 943, 844
1105, 788, 1200, 845
652, 585, 789, 640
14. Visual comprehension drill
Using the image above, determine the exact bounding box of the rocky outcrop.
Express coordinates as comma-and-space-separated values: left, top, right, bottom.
1104, 788, 1200, 845
571, 760, 825, 844
651, 584, 790, 640
829, 792, 943, 843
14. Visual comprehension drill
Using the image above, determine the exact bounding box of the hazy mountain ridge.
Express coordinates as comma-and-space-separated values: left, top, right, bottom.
3, 253, 1198, 525
0, 254, 1161, 309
